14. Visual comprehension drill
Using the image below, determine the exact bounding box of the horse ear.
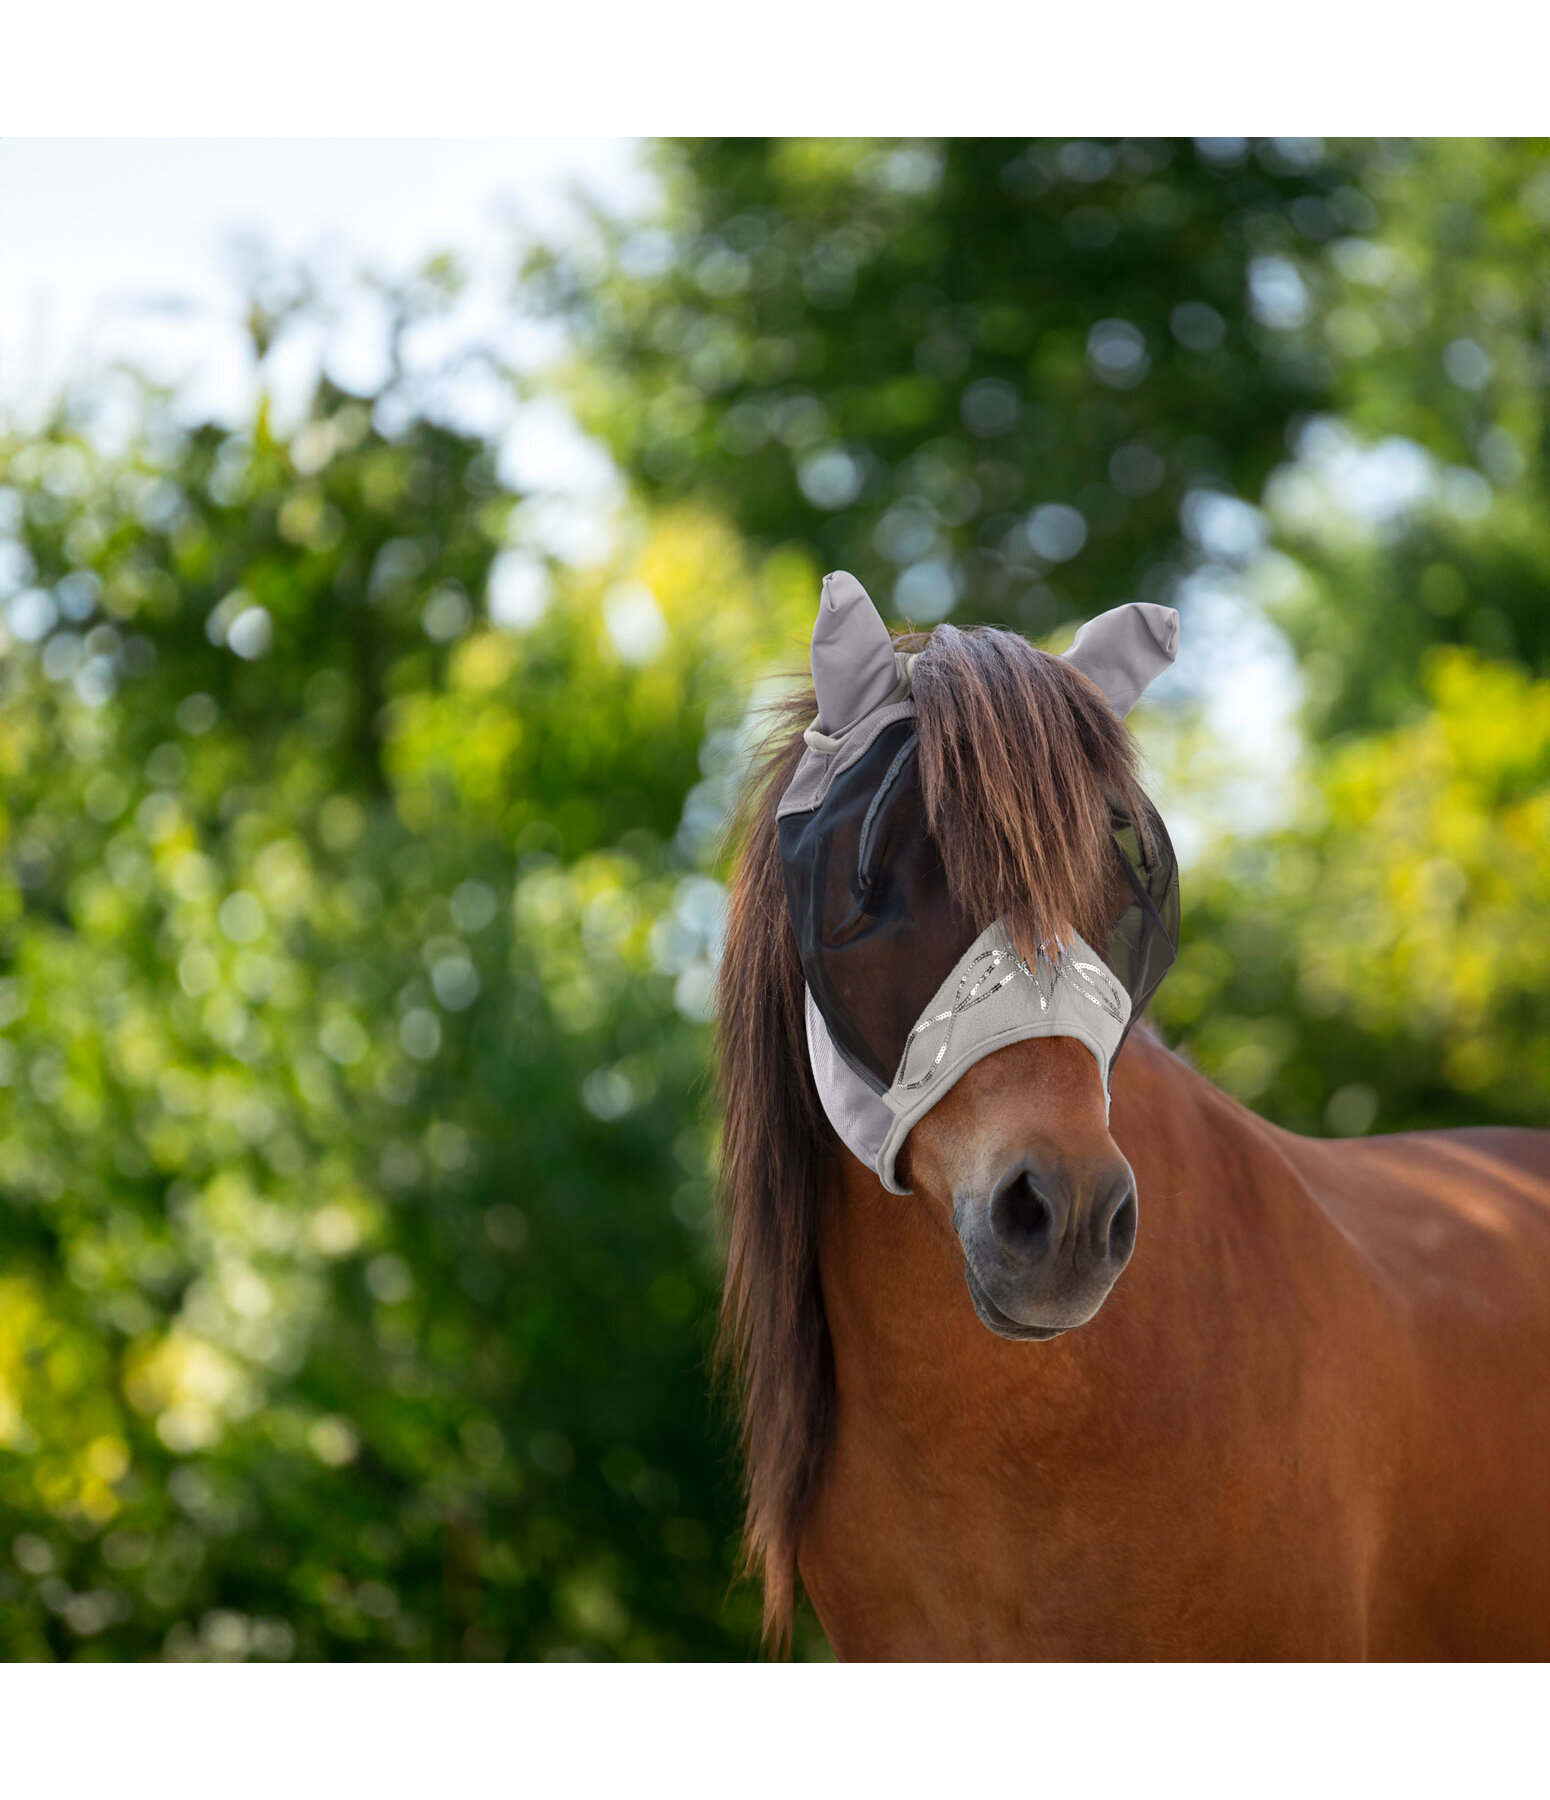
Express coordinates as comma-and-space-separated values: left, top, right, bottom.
811, 571, 899, 734
1059, 602, 1179, 718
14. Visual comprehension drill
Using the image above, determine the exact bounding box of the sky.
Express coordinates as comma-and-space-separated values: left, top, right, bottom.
0, 139, 651, 499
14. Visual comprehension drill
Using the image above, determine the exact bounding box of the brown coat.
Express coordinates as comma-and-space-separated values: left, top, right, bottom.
800, 1032, 1550, 1659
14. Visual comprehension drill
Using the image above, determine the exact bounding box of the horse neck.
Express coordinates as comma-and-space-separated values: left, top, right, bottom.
815, 1029, 1340, 1464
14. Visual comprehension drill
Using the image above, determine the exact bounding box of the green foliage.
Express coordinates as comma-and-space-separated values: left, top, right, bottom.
0, 368, 818, 1659
530, 136, 1359, 638
1153, 647, 1550, 1133
1254, 138, 1550, 730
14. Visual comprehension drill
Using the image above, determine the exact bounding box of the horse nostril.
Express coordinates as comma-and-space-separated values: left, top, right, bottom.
1105, 1185, 1138, 1263
990, 1171, 1057, 1263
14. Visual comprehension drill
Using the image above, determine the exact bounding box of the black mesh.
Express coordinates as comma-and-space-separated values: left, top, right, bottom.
780, 724, 971, 1094
781, 733, 1181, 1091
1105, 799, 1180, 1044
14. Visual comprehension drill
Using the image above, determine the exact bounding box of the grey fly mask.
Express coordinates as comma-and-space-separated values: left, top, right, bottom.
777, 573, 1180, 1193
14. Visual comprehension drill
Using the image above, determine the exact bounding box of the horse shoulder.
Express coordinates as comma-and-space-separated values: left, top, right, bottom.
1280, 1123, 1550, 1657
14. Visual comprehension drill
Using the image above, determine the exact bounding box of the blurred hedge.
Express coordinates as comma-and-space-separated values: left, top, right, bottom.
0, 353, 822, 1657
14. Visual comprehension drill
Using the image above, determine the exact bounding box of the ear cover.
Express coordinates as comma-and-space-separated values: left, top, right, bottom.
810, 571, 901, 735
1059, 601, 1179, 717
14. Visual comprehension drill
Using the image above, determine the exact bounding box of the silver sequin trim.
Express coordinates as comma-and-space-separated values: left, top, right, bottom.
893, 943, 1123, 1091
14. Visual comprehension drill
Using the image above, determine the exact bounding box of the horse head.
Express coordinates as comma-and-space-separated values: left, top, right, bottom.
785, 571, 1179, 1340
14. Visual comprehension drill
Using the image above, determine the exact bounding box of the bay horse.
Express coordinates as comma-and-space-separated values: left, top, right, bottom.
715, 618, 1550, 1660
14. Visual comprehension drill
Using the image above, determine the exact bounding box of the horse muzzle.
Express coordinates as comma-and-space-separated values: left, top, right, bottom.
952, 1152, 1138, 1340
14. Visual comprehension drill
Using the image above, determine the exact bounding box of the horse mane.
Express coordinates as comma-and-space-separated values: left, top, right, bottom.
714, 623, 1149, 1649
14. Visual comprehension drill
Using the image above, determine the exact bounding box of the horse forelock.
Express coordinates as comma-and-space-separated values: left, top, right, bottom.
714, 627, 1147, 1649
908, 624, 1149, 962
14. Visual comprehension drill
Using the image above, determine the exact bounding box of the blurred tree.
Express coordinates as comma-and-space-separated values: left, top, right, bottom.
1144, 139, 1550, 1131
533, 137, 1548, 709
528, 136, 1358, 639
1250, 137, 1550, 731
0, 276, 820, 1659
1152, 646, 1550, 1136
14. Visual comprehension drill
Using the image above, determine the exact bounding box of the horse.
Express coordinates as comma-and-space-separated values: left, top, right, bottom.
714, 606, 1550, 1661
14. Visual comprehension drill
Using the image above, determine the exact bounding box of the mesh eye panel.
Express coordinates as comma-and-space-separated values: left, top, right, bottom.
779, 722, 973, 1094
1106, 799, 1181, 1042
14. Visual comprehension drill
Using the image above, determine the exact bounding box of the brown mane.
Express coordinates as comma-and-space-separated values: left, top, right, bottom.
713, 624, 1149, 1648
